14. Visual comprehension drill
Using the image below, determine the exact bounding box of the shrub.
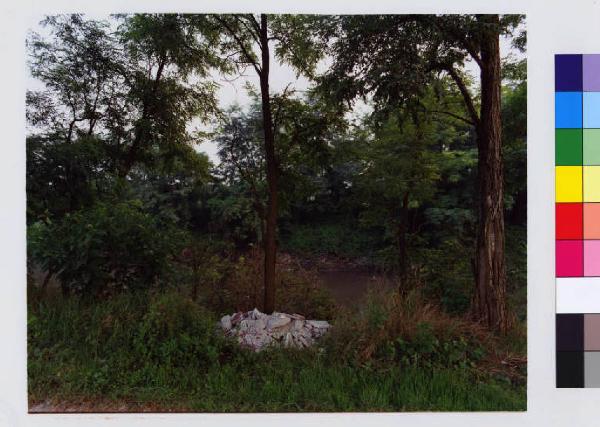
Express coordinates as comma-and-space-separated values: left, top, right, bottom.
167, 235, 233, 300
28, 200, 183, 295
28, 290, 237, 398
417, 238, 474, 315
133, 292, 232, 368
28, 288, 525, 411
205, 248, 336, 319
506, 225, 527, 322
324, 285, 492, 370
281, 222, 380, 261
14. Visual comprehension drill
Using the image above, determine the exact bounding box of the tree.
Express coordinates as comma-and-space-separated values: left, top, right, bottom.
116, 14, 223, 177
318, 14, 525, 333
209, 14, 324, 313
356, 103, 441, 278
215, 105, 267, 241
27, 14, 222, 190
422, 15, 525, 334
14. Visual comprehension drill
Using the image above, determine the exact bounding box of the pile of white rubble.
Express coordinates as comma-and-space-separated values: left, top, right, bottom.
220, 308, 331, 352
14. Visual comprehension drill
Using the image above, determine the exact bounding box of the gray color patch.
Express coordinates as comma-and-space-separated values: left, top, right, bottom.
584, 352, 600, 387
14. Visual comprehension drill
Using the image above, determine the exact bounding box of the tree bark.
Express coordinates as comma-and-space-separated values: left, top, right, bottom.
119, 58, 165, 178
397, 192, 409, 282
473, 14, 510, 334
258, 14, 278, 314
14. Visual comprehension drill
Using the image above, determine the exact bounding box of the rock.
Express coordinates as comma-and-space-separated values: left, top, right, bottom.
254, 317, 267, 331
231, 312, 244, 325
220, 315, 232, 331
296, 334, 311, 348
250, 308, 263, 320
219, 308, 330, 352
266, 315, 292, 331
290, 319, 304, 332
307, 320, 330, 330
238, 319, 252, 332
283, 332, 293, 347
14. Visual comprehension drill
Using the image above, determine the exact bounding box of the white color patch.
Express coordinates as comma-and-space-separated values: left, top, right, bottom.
557, 277, 600, 313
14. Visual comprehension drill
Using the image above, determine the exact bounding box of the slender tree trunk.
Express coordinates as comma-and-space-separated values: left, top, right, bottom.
119, 59, 165, 178
473, 14, 510, 334
258, 14, 278, 314
40, 268, 54, 297
397, 192, 409, 282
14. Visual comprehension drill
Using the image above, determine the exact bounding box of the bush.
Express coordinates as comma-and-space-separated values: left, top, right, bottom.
506, 225, 527, 322
417, 238, 474, 315
28, 290, 236, 398
281, 222, 380, 261
203, 248, 336, 319
133, 292, 229, 368
28, 200, 183, 295
28, 289, 525, 411
324, 285, 492, 370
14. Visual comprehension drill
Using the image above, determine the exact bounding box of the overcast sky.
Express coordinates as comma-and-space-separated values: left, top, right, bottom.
26, 14, 524, 164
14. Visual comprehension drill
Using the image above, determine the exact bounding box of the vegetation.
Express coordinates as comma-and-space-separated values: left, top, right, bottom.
28, 287, 525, 412
26, 13, 526, 412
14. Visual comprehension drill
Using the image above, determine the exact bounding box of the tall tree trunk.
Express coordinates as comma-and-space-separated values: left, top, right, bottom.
258, 14, 278, 314
397, 192, 409, 282
119, 58, 165, 178
473, 14, 510, 334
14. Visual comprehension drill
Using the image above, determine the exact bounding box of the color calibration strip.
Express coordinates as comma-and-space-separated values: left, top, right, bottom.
556, 54, 600, 388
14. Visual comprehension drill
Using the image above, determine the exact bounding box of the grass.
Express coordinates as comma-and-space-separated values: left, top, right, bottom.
28, 289, 526, 412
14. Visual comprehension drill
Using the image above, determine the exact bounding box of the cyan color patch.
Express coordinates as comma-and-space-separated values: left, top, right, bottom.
584, 92, 600, 128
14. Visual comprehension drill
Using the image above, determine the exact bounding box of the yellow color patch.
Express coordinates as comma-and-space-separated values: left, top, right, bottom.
584, 166, 600, 202
556, 166, 583, 202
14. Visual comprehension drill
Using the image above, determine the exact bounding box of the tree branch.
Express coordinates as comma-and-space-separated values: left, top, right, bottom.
431, 17, 482, 67
235, 14, 261, 47
422, 106, 475, 126
272, 83, 294, 134
444, 66, 480, 126
215, 15, 262, 77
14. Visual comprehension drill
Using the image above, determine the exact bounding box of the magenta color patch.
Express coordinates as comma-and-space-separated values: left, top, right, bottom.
585, 240, 600, 276
556, 240, 583, 277
583, 55, 600, 92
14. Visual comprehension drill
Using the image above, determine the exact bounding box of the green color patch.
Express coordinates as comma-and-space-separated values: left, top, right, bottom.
556, 129, 583, 165
584, 129, 600, 165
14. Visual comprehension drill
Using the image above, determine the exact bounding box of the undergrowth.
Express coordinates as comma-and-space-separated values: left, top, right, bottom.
28, 284, 526, 412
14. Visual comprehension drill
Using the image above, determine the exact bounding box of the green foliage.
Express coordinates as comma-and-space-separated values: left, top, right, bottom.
506, 225, 527, 322
323, 288, 492, 372
133, 293, 229, 368
28, 290, 525, 411
26, 135, 112, 222
282, 222, 379, 260
27, 14, 221, 185
418, 238, 474, 315
26, 13, 527, 412
28, 291, 234, 398
28, 200, 182, 294
205, 249, 336, 319
388, 323, 485, 370
201, 183, 263, 246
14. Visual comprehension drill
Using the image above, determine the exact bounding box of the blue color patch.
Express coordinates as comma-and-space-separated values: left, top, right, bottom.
556, 92, 583, 128
556, 54, 583, 92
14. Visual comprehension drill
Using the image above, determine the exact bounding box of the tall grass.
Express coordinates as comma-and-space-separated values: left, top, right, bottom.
28, 288, 525, 412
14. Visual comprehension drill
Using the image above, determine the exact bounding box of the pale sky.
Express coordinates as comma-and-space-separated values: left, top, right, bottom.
26, 14, 524, 164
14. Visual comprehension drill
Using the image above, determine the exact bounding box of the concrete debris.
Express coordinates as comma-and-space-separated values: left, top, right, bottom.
219, 309, 331, 352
